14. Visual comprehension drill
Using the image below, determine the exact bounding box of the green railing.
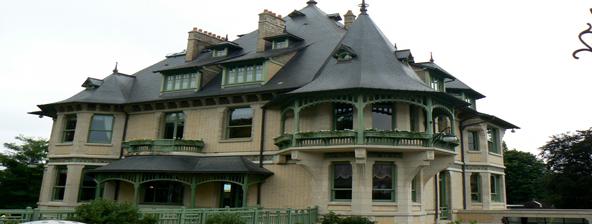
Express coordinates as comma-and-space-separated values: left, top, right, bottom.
274, 130, 458, 151
124, 139, 205, 154
0, 207, 319, 224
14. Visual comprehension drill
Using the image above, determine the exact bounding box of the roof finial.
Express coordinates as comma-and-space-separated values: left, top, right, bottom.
429, 52, 434, 63
225, 34, 229, 41
359, 0, 368, 14
306, 0, 317, 5
113, 62, 119, 73
394, 43, 397, 49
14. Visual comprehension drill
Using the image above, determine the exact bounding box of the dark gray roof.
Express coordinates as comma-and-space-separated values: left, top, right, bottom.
413, 62, 455, 80
445, 77, 486, 99
394, 49, 414, 63
289, 13, 435, 94
460, 108, 519, 129
54, 72, 135, 105
81, 78, 104, 88
92, 155, 273, 176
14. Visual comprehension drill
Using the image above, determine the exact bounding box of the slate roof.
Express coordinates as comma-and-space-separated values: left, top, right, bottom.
460, 108, 519, 129
54, 72, 135, 105
289, 13, 436, 94
445, 77, 486, 99
91, 155, 273, 176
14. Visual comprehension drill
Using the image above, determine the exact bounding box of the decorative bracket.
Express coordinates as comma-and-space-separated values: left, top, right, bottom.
573, 9, 592, 59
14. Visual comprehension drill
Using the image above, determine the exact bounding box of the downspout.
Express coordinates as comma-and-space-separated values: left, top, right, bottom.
435, 174, 439, 222
460, 119, 467, 210
114, 110, 130, 201
257, 106, 267, 205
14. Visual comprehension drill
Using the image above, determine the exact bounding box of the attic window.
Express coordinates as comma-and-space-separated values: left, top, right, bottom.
430, 75, 444, 92
224, 64, 264, 86
333, 45, 357, 62
272, 39, 289, 49
212, 48, 228, 57
163, 72, 198, 92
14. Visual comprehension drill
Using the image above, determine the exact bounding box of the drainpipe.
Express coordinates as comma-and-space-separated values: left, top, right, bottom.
114, 110, 130, 201
435, 174, 439, 222
257, 106, 267, 205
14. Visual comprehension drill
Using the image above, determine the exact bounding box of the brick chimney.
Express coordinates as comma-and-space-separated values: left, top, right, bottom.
185, 28, 225, 62
344, 10, 356, 29
257, 9, 286, 52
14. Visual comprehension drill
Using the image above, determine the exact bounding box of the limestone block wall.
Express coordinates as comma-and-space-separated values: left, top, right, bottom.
260, 164, 312, 208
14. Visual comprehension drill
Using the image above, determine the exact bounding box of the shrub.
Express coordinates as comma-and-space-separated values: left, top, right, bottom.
321, 212, 374, 224
205, 213, 246, 224
70, 199, 156, 224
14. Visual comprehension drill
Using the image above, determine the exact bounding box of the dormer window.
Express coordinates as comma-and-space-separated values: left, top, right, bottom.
163, 72, 198, 92
212, 48, 228, 57
224, 64, 264, 86
430, 75, 444, 92
272, 39, 289, 49
333, 44, 357, 62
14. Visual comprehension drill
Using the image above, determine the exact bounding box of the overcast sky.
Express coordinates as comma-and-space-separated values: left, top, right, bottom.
1, 0, 591, 155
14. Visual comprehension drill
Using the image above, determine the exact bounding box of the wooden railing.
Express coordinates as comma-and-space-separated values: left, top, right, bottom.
274, 130, 458, 151
123, 139, 205, 154
0, 207, 319, 224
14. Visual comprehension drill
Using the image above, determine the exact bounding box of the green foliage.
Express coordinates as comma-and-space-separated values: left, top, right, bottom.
0, 136, 48, 208
205, 213, 246, 224
70, 199, 156, 224
539, 128, 592, 208
504, 149, 548, 204
321, 212, 374, 224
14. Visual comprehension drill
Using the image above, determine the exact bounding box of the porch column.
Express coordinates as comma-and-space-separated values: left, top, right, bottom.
94, 182, 103, 199
292, 101, 300, 147
426, 97, 434, 135
355, 95, 365, 144
190, 180, 197, 208
242, 175, 249, 207
450, 108, 456, 136
133, 183, 140, 205
63, 164, 84, 205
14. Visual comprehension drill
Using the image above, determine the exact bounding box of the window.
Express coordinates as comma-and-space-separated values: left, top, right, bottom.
431, 76, 443, 91
87, 115, 114, 144
226, 107, 253, 139
141, 181, 184, 205
333, 103, 353, 130
467, 131, 480, 151
409, 105, 420, 132
224, 64, 264, 85
372, 103, 395, 130
52, 166, 67, 201
331, 163, 352, 201
373, 162, 395, 201
470, 173, 481, 202
164, 112, 185, 139
490, 174, 503, 202
79, 167, 98, 201
62, 114, 77, 142
411, 175, 419, 203
163, 72, 198, 91
272, 39, 289, 49
212, 48, 228, 57
487, 127, 499, 154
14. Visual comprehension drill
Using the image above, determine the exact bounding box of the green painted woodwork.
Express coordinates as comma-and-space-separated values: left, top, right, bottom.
123, 139, 205, 154
273, 130, 458, 151
0, 207, 319, 224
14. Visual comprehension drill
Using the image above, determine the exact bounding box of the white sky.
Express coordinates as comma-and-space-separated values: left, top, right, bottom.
1, 0, 591, 155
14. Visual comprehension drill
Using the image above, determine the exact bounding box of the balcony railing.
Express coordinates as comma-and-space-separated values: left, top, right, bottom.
123, 139, 205, 154
274, 130, 458, 151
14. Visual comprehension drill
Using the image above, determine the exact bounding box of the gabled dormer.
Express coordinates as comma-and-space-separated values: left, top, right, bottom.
264, 32, 303, 50
412, 61, 455, 92
207, 41, 242, 58
160, 68, 200, 92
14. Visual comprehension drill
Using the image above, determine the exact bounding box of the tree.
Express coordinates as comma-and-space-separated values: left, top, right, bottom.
0, 136, 48, 208
503, 149, 547, 204
539, 128, 592, 208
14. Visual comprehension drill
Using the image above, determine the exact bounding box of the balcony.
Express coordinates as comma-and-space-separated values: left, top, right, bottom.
123, 139, 204, 154
274, 130, 458, 151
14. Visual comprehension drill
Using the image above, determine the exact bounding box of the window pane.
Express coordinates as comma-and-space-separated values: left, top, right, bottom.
246, 66, 254, 82
88, 131, 112, 143
333, 164, 352, 189
255, 65, 263, 80
229, 108, 253, 126
228, 127, 251, 138
90, 115, 113, 131
334, 103, 353, 130
237, 67, 245, 83
164, 123, 176, 139
166, 76, 174, 91
164, 112, 184, 139
63, 115, 77, 143
372, 103, 393, 130
53, 166, 67, 200
65, 116, 77, 130
190, 73, 197, 88
373, 163, 394, 200
470, 173, 481, 202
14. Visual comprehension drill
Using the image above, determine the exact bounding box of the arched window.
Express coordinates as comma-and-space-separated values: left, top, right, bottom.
470, 173, 481, 202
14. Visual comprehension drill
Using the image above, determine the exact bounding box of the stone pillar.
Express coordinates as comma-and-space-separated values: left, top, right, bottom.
464, 172, 472, 209
63, 164, 84, 205
38, 165, 57, 204
351, 157, 370, 215
481, 172, 491, 209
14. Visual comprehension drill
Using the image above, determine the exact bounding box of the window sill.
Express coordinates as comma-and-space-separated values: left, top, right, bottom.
54, 143, 74, 146
328, 201, 351, 205
488, 152, 502, 157
84, 143, 113, 147
467, 150, 482, 154
372, 201, 397, 206
219, 138, 252, 143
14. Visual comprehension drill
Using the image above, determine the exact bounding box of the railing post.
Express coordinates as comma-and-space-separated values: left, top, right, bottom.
356, 94, 365, 145
25, 206, 33, 221
292, 101, 300, 147
287, 209, 292, 224
180, 207, 186, 224
253, 208, 259, 224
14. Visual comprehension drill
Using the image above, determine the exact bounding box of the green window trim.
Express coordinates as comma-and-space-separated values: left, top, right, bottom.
62, 114, 77, 143
222, 63, 266, 87
212, 48, 228, 57
162, 72, 199, 92
87, 114, 114, 144
272, 39, 289, 49
467, 130, 480, 151
487, 127, 500, 154
490, 174, 503, 202
52, 166, 67, 201
331, 162, 353, 201
470, 173, 481, 202
163, 112, 185, 140
372, 162, 396, 202
225, 107, 253, 139
430, 75, 444, 92
411, 175, 418, 203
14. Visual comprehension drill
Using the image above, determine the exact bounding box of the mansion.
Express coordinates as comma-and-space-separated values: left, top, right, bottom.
32, 1, 518, 224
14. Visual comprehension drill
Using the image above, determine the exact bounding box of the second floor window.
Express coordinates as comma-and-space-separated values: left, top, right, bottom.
88, 115, 114, 144
467, 131, 479, 151
225, 64, 263, 85
431, 76, 443, 92
226, 107, 253, 139
164, 112, 185, 139
163, 73, 197, 91
62, 114, 77, 143
372, 103, 395, 131
487, 127, 499, 154
334, 103, 353, 131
